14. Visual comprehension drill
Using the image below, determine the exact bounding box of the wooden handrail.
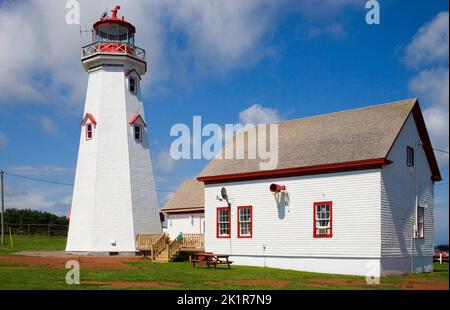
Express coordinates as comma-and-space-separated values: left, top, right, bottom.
136, 234, 160, 251
181, 234, 204, 249
151, 233, 167, 261
168, 238, 182, 261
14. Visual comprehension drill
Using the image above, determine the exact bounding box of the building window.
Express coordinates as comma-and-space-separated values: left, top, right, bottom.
129, 77, 137, 94
313, 201, 332, 238
407, 146, 414, 167
237, 206, 252, 238
217, 207, 230, 238
417, 206, 425, 239
86, 123, 93, 140
134, 124, 142, 141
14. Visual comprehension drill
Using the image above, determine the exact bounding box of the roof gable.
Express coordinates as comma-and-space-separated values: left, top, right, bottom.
81, 113, 97, 126
124, 69, 142, 80
161, 179, 204, 212
129, 114, 147, 127
409, 101, 441, 181
197, 99, 441, 183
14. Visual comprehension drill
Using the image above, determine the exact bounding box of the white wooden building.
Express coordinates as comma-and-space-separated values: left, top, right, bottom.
161, 180, 205, 240
196, 99, 441, 276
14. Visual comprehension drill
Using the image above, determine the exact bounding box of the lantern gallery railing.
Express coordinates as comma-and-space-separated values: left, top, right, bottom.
81, 42, 146, 61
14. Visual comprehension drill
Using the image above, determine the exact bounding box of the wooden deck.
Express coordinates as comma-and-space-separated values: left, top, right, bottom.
136, 233, 204, 262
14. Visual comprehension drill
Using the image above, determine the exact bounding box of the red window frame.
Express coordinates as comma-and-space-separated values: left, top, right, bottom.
237, 206, 253, 238
407, 146, 415, 167
313, 201, 333, 238
216, 207, 231, 238
416, 206, 425, 239
86, 123, 93, 141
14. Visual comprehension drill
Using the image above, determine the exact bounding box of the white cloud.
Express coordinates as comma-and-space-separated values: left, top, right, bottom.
154, 150, 178, 173
404, 12, 449, 168
9, 165, 75, 177
6, 192, 54, 211
0, 131, 7, 148
25, 114, 59, 135
404, 11, 449, 69
0, 0, 361, 113
308, 22, 348, 40
239, 104, 280, 125
41, 116, 58, 135
0, 0, 284, 111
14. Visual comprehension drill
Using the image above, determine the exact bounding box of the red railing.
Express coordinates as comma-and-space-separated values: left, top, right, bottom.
81, 42, 146, 61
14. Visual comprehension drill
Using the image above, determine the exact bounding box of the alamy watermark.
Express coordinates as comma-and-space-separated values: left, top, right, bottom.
365, 0, 381, 25
65, 260, 80, 285
170, 117, 279, 171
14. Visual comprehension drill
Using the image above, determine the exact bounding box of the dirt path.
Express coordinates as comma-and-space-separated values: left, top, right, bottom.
0, 255, 145, 270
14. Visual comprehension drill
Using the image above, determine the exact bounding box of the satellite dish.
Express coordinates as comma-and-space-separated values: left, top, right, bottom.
221, 187, 228, 200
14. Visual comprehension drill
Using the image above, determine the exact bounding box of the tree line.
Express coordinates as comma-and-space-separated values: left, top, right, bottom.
3, 209, 69, 226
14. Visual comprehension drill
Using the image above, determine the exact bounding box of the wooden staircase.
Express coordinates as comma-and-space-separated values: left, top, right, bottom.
153, 247, 170, 263
136, 233, 204, 263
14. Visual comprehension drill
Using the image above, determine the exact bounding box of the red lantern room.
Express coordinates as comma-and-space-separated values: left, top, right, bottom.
93, 6, 136, 47
81, 5, 147, 75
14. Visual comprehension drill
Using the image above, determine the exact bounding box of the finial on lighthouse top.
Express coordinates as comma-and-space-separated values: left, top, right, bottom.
93, 5, 136, 35
111, 5, 121, 19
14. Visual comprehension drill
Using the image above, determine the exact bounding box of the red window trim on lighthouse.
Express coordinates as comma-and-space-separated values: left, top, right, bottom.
216, 207, 231, 238
81, 113, 97, 126
129, 114, 147, 127
313, 201, 333, 238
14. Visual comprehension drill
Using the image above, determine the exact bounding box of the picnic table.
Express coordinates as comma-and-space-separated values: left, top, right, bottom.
191, 253, 233, 269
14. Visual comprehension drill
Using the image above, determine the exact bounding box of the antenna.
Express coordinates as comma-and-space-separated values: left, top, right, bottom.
79, 25, 92, 39
100, 11, 108, 20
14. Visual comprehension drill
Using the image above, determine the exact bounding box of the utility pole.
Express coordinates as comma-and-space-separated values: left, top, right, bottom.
0, 170, 5, 246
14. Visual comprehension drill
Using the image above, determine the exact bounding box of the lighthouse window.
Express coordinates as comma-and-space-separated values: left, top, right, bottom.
86, 124, 93, 140
134, 124, 142, 141
129, 77, 137, 94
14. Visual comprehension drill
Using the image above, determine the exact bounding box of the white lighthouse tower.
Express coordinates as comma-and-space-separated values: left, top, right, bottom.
66, 6, 162, 254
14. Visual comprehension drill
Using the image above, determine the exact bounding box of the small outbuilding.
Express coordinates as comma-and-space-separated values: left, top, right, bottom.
161, 180, 205, 240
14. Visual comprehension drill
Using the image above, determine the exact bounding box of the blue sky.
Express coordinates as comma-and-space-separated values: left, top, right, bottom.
0, 0, 448, 243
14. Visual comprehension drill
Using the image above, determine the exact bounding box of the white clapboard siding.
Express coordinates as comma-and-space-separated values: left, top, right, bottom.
166, 213, 205, 240
381, 114, 434, 259
66, 67, 161, 253
205, 169, 382, 258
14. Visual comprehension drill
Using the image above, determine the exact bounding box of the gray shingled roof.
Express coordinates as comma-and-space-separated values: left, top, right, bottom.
199, 99, 418, 178
161, 179, 204, 212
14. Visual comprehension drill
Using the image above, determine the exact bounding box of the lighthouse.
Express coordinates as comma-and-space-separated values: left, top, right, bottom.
66, 6, 162, 254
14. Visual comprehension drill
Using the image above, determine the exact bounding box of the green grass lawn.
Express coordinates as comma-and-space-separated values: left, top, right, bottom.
0, 235, 67, 256
0, 236, 448, 290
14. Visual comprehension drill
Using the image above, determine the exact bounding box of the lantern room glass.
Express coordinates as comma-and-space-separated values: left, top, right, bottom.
94, 24, 135, 46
